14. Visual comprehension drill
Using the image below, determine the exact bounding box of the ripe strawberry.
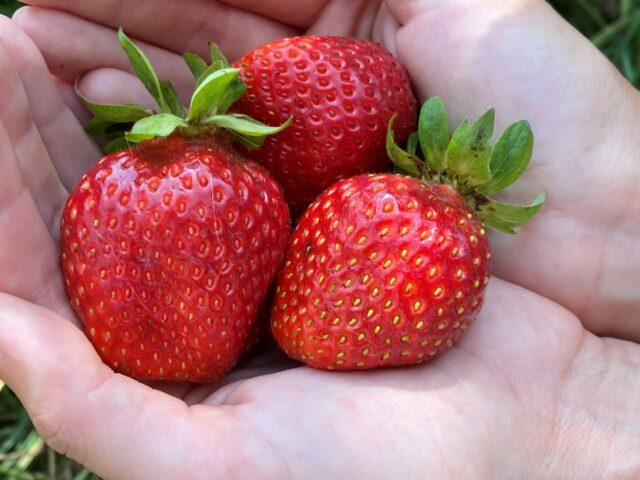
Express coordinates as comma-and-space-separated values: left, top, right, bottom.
61, 31, 291, 382
271, 98, 545, 370
229, 36, 417, 214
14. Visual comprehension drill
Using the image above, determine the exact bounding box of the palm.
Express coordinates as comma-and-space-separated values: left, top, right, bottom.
189, 281, 582, 478
0, 1, 637, 479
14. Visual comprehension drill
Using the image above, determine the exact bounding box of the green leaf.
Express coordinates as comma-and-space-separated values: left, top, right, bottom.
77, 88, 151, 123
103, 136, 132, 154
212, 115, 291, 150
159, 79, 185, 118
84, 116, 115, 136
478, 120, 534, 196
125, 114, 186, 143
118, 29, 169, 112
228, 131, 269, 150
184, 53, 208, 79
478, 192, 546, 234
84, 117, 132, 140
473, 108, 496, 140
209, 114, 291, 136
80, 100, 151, 123
188, 68, 246, 121
386, 116, 420, 177
445, 108, 495, 186
74, 469, 94, 480
210, 43, 231, 68
419, 97, 449, 172
407, 131, 419, 157
196, 60, 227, 88
14, 432, 44, 470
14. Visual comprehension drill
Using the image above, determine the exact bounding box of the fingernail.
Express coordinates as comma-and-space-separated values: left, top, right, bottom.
12, 6, 29, 22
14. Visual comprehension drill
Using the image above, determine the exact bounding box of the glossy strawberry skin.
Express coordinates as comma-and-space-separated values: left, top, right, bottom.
232, 36, 417, 215
271, 174, 491, 370
60, 136, 290, 382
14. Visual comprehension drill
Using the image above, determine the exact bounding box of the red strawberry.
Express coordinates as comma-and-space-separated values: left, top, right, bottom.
62, 31, 291, 382
271, 98, 545, 370
62, 136, 289, 381
230, 36, 417, 214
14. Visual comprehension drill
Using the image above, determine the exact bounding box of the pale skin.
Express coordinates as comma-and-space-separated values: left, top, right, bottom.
0, 0, 637, 478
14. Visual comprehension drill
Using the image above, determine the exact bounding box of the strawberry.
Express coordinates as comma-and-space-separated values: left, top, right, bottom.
61, 31, 291, 382
271, 98, 545, 370
187, 36, 417, 214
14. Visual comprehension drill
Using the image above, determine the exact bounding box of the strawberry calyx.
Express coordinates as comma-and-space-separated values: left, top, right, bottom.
79, 30, 290, 154
387, 97, 546, 234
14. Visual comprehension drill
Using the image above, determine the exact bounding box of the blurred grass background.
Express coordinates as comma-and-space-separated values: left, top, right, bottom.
0, 0, 639, 478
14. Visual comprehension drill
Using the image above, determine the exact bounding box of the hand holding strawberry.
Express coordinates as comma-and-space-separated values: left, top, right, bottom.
61, 31, 291, 382
272, 98, 543, 370
2, 1, 640, 479
183, 34, 417, 215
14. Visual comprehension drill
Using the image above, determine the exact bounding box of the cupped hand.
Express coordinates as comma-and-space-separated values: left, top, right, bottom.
0, 1, 637, 479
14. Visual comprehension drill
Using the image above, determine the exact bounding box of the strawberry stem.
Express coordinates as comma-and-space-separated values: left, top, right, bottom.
80, 30, 290, 153
387, 97, 546, 234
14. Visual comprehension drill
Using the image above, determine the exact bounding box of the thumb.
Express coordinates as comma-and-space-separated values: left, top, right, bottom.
0, 293, 240, 480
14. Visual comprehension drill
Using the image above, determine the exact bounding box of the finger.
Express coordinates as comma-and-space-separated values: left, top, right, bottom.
0, 38, 66, 232
21, 0, 319, 30
0, 293, 247, 480
57, 69, 155, 128
19, 2, 297, 60
79, 68, 162, 108
14, 7, 194, 97
55, 77, 91, 124
220, 0, 330, 27
385, 0, 640, 339
0, 15, 99, 191
371, 2, 401, 56
0, 121, 72, 317
306, 0, 381, 38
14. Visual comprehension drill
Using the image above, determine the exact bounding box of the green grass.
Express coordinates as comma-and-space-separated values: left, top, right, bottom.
0, 0, 639, 478
0, 384, 98, 479
553, 0, 640, 86
0, 0, 20, 16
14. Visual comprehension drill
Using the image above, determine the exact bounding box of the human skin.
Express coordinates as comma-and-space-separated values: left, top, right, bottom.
0, 1, 636, 479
